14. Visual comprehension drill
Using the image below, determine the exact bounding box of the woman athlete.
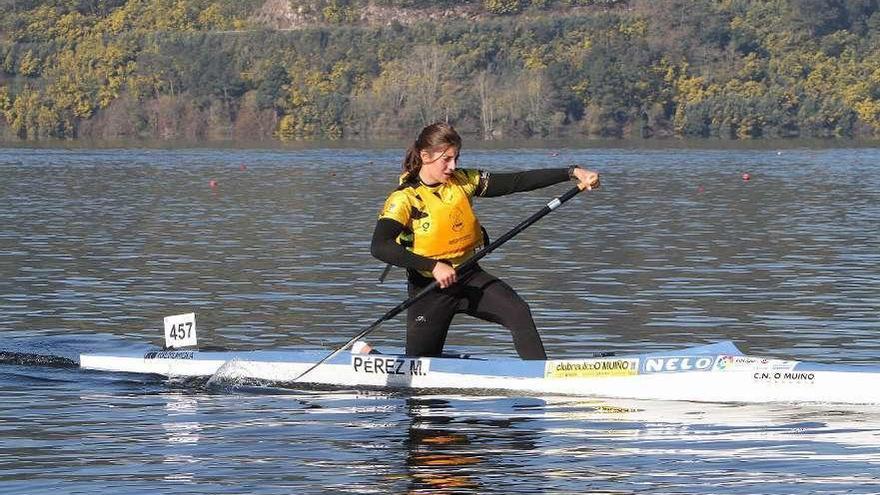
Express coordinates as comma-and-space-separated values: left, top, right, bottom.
370, 123, 599, 360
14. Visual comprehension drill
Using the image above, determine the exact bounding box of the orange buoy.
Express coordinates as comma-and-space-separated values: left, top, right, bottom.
209, 179, 218, 188
742, 173, 751, 181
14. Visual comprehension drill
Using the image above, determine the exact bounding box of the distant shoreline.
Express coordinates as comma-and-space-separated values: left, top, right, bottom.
2, 136, 879, 152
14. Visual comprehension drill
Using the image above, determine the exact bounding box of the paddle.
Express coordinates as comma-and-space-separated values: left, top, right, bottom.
292, 182, 591, 382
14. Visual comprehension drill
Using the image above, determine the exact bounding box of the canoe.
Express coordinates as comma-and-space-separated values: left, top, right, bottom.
79, 341, 880, 404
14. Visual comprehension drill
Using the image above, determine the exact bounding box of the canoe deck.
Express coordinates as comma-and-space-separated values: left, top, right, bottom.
79, 341, 880, 405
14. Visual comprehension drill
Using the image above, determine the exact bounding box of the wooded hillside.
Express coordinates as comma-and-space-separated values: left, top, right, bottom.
1, 0, 879, 141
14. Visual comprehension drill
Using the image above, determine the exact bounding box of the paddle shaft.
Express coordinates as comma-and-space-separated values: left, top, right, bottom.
291, 183, 587, 382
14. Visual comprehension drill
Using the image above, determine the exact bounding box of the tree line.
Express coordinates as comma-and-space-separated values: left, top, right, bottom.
1, 0, 879, 142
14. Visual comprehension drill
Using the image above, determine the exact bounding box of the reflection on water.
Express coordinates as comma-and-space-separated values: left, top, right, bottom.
161, 394, 201, 483
396, 393, 880, 493
401, 398, 548, 493
401, 395, 880, 493
404, 398, 483, 492
2, 364, 880, 494
2, 146, 880, 493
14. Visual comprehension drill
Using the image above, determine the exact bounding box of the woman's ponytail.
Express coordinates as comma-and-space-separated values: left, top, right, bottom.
402, 142, 423, 181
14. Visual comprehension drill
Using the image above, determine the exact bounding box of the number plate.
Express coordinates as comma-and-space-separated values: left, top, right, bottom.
164, 313, 197, 348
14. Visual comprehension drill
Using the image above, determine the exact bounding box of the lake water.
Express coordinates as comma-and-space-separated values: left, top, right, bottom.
1, 145, 879, 494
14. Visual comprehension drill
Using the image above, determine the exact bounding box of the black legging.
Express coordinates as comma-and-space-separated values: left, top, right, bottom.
405, 266, 547, 360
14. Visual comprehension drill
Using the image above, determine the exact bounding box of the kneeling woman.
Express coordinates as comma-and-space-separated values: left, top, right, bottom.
371, 123, 599, 360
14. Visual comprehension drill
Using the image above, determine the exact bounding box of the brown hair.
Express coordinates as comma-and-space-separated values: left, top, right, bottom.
402, 122, 462, 180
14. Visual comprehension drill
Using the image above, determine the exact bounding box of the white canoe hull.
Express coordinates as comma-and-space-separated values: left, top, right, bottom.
80, 341, 880, 405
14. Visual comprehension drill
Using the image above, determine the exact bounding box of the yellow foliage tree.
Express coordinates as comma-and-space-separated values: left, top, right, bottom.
0, 86, 11, 113
6, 87, 52, 138
18, 51, 42, 77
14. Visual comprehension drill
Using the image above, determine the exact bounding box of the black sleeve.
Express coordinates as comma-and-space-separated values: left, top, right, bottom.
370, 218, 437, 272
480, 168, 570, 197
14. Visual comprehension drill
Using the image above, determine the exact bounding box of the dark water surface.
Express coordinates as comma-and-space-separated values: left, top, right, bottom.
1, 146, 879, 494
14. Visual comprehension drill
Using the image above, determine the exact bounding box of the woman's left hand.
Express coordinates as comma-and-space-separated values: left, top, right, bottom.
571, 167, 600, 190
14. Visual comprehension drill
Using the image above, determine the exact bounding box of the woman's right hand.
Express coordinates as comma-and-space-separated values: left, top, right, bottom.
432, 262, 457, 289
571, 166, 600, 190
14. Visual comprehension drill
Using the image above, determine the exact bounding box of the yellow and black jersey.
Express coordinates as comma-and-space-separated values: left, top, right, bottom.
371, 166, 571, 275
379, 169, 487, 264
